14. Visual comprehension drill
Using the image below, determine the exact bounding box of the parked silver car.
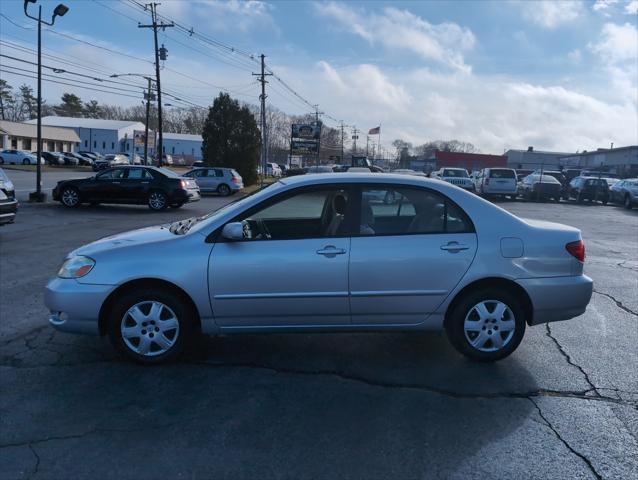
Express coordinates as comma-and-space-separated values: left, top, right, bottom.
183, 167, 243, 196
46, 173, 593, 364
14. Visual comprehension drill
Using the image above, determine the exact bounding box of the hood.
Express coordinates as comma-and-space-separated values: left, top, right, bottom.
70, 224, 177, 257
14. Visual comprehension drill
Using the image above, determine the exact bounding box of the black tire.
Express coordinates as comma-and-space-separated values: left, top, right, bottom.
445, 288, 526, 362
217, 183, 231, 196
108, 288, 194, 364
577, 193, 584, 204
0, 157, 4, 164
22, 158, 29, 165
148, 191, 168, 211
625, 195, 633, 210
60, 187, 81, 208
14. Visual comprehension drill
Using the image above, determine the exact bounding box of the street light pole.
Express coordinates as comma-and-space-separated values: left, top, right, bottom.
23, 0, 69, 202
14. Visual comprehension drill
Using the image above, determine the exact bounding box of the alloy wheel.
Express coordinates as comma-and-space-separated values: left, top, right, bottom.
62, 188, 79, 207
218, 184, 230, 196
120, 301, 179, 357
463, 300, 516, 352
149, 192, 166, 210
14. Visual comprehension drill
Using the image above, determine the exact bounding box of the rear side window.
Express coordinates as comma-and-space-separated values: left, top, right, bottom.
489, 169, 515, 179
214, 169, 224, 177
358, 186, 474, 236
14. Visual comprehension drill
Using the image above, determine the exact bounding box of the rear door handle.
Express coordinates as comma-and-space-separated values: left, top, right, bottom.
316, 245, 346, 257
440, 242, 469, 252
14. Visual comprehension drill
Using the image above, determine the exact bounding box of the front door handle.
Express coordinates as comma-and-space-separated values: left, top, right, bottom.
316, 245, 346, 257
112, 181, 121, 184
440, 241, 469, 252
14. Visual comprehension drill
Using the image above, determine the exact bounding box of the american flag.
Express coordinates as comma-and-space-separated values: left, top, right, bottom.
368, 126, 380, 135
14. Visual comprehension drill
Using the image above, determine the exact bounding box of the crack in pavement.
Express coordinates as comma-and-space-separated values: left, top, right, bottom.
26, 444, 40, 480
545, 324, 601, 397
593, 289, 638, 317
528, 397, 603, 480
184, 360, 636, 408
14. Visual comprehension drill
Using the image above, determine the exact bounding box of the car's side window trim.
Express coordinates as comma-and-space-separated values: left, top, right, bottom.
209, 184, 357, 243
352, 183, 475, 238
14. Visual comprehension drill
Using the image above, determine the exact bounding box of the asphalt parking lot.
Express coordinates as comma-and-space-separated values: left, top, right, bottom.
1, 191, 637, 479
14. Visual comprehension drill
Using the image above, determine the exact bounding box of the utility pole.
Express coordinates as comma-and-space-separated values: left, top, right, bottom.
339, 121, 345, 165
139, 3, 172, 167
143, 77, 154, 164
312, 105, 324, 166
253, 54, 272, 186
352, 127, 359, 155
366, 135, 370, 157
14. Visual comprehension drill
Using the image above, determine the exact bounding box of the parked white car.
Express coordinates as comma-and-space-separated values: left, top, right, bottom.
474, 168, 518, 198
431, 167, 475, 191
266, 162, 282, 177
0, 149, 43, 165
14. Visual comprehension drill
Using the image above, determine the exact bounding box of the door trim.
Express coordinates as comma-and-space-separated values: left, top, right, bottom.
214, 291, 349, 300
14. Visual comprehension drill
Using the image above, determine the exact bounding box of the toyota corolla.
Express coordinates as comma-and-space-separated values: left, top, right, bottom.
45, 173, 593, 363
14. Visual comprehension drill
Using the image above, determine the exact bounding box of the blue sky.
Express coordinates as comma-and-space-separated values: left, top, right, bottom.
1, 0, 637, 153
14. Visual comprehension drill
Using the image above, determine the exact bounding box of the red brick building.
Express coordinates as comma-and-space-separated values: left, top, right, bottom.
434, 151, 507, 172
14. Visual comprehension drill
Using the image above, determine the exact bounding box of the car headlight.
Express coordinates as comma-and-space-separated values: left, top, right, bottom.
58, 256, 95, 278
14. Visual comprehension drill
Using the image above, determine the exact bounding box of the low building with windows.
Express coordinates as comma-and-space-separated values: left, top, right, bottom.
0, 120, 80, 153
24, 116, 146, 156
162, 133, 203, 161
559, 146, 638, 177
505, 146, 574, 170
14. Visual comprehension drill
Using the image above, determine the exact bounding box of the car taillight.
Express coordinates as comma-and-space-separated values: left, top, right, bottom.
231, 176, 240, 183
566, 240, 585, 262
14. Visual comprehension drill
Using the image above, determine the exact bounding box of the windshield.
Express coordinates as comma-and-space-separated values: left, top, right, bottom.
529, 175, 560, 184
442, 169, 469, 178
489, 169, 515, 179
158, 167, 181, 178
171, 181, 284, 235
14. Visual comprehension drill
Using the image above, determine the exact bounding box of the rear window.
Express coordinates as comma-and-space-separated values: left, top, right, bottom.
442, 169, 468, 178
231, 169, 240, 177
585, 179, 607, 186
489, 169, 515, 179
158, 168, 180, 178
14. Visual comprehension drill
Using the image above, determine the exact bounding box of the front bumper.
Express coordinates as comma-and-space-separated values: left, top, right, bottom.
517, 275, 593, 325
0, 199, 18, 225
45, 277, 114, 335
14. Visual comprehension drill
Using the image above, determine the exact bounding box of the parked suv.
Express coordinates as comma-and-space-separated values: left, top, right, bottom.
566, 177, 609, 204
0, 168, 17, 226
431, 167, 475, 191
0, 149, 42, 165
474, 168, 517, 198
183, 167, 243, 196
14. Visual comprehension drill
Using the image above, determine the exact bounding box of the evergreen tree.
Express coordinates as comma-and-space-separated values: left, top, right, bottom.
59, 93, 84, 117
201, 93, 261, 185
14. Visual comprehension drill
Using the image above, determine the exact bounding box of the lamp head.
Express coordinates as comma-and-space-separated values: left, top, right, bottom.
53, 4, 69, 18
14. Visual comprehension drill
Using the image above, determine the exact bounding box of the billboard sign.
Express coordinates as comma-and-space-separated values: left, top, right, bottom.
291, 139, 319, 154
134, 130, 155, 149
292, 123, 321, 140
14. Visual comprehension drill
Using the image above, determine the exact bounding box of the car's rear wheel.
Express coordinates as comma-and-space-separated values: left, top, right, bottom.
0, 156, 4, 164
217, 184, 231, 196
148, 191, 167, 211
625, 194, 633, 210
108, 288, 192, 364
61, 187, 80, 207
445, 289, 526, 362
22, 158, 29, 165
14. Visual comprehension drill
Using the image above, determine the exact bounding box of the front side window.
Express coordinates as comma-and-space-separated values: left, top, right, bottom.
97, 169, 126, 180
358, 186, 473, 236
126, 168, 152, 180
236, 187, 351, 240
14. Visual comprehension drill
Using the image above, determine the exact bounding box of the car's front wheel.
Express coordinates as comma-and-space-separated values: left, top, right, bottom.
148, 191, 167, 211
61, 187, 80, 207
108, 288, 193, 364
445, 289, 526, 362
22, 158, 30, 165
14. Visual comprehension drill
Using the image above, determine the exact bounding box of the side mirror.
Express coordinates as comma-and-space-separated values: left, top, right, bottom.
221, 222, 244, 241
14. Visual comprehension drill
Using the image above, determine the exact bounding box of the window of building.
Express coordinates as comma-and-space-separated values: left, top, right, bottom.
11, 137, 18, 148
85, 140, 88, 148
23, 138, 32, 150
112, 142, 115, 150
102, 141, 106, 149
172, 146, 175, 154
93, 140, 97, 148
47, 140, 54, 151
126, 143, 129, 151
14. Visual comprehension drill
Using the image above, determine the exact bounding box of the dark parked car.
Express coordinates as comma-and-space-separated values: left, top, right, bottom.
93, 154, 129, 171
64, 152, 93, 166
41, 151, 65, 165
518, 174, 562, 202
0, 168, 17, 226
53, 166, 200, 211
609, 178, 638, 209
566, 177, 609, 204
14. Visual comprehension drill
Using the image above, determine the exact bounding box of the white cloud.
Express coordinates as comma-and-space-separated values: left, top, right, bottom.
517, 0, 584, 29
567, 49, 583, 62
589, 22, 638, 63
314, 2, 475, 73
592, 0, 619, 12
626, 0, 638, 14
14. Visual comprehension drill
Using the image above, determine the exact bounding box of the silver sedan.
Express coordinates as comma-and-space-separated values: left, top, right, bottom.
46, 173, 593, 363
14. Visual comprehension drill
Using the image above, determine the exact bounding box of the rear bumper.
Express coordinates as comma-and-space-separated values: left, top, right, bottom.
170, 189, 201, 204
0, 199, 18, 225
45, 278, 114, 335
517, 275, 593, 325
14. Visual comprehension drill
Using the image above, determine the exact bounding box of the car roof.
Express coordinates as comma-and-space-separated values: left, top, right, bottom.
278, 172, 453, 189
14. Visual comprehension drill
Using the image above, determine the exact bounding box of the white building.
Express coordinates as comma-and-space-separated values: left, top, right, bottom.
162, 133, 203, 160
0, 120, 80, 152
25, 116, 145, 156
505, 146, 574, 170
